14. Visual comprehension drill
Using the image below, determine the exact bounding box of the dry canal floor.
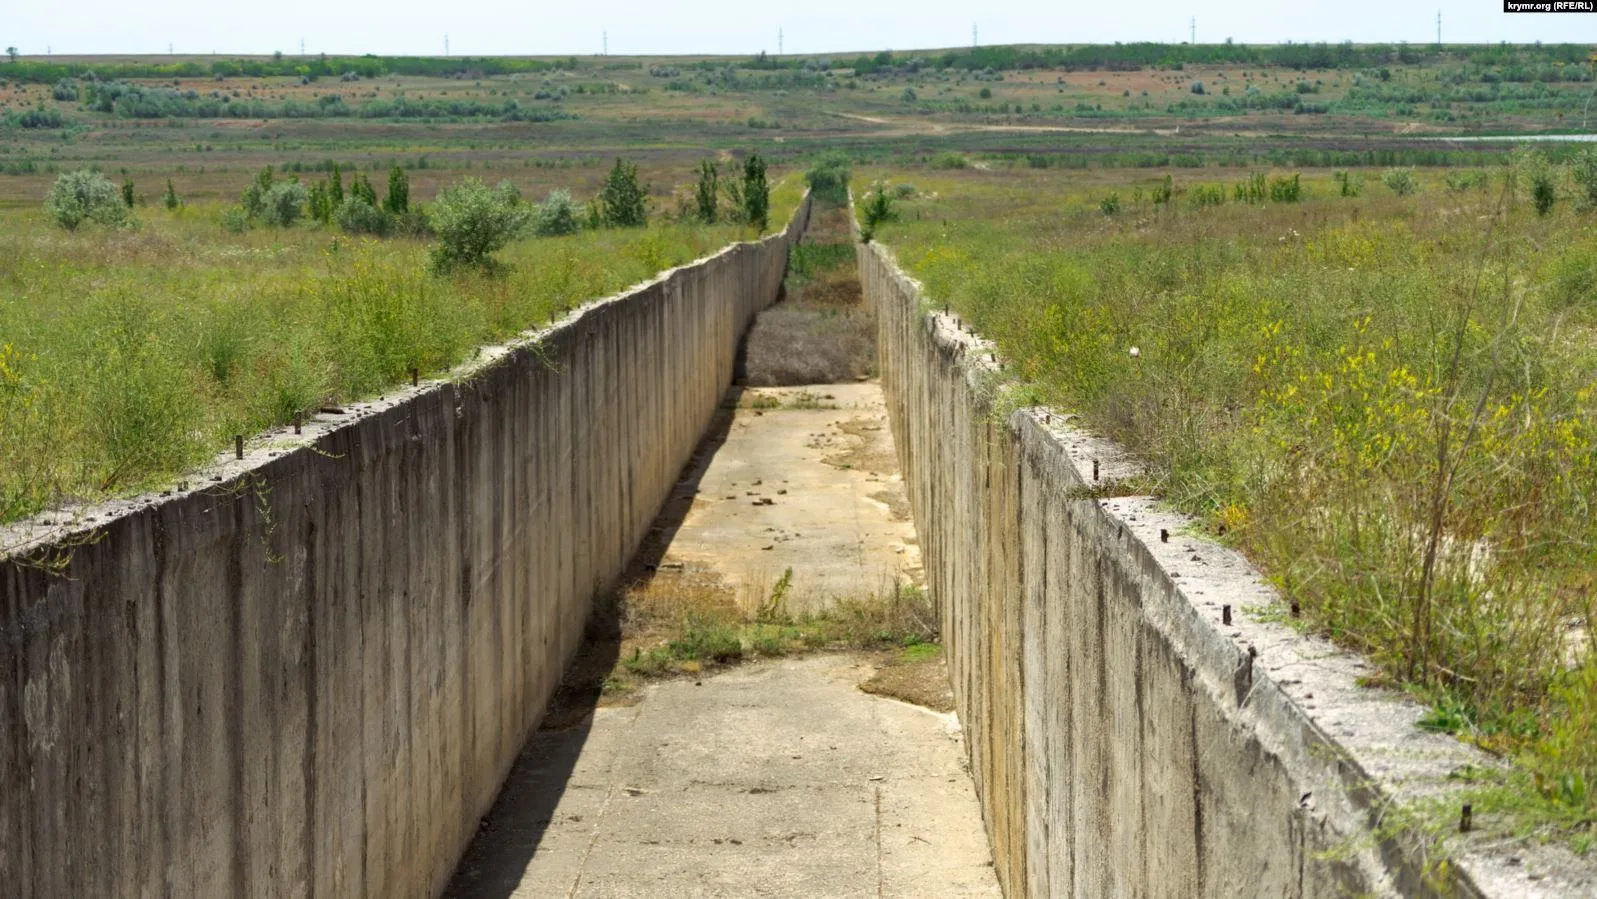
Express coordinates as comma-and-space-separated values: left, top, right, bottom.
444, 383, 999, 898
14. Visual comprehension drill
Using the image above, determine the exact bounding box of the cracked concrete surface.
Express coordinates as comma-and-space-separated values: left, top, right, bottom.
444, 655, 1000, 898
656, 383, 922, 613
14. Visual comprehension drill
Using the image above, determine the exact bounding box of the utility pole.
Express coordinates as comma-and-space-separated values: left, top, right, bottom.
973, 23, 978, 48
1190, 17, 1196, 44
603, 30, 608, 55
1436, 10, 1442, 45
778, 28, 783, 56
169, 42, 174, 55
444, 33, 450, 57
300, 38, 305, 55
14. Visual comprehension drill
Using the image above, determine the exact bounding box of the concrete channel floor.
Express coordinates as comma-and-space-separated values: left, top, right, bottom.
445, 382, 999, 898
657, 382, 922, 613
445, 655, 999, 898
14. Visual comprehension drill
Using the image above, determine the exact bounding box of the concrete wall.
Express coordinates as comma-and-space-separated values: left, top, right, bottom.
859, 237, 1582, 898
0, 195, 809, 899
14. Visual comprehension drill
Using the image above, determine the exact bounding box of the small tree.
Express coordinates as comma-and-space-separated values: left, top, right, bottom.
328, 164, 344, 207
349, 173, 377, 208
163, 178, 180, 210
600, 158, 648, 227
429, 178, 532, 273
1381, 167, 1417, 196
260, 181, 308, 227
384, 165, 409, 215
241, 166, 275, 219
337, 196, 392, 236
804, 151, 851, 206
858, 182, 896, 242
532, 189, 580, 236
121, 177, 135, 209
45, 169, 131, 231
1573, 148, 1597, 209
742, 151, 769, 233
1531, 168, 1558, 216
308, 180, 331, 222
5, 48, 17, 65
694, 159, 719, 224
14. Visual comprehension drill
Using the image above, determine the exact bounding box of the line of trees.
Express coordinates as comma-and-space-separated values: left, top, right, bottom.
0, 54, 582, 85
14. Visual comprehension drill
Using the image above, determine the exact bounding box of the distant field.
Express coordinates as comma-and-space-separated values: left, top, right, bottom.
870, 159, 1597, 852
2, 42, 1594, 208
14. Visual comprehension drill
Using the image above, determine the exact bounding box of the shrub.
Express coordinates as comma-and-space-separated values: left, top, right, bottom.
901, 87, 917, 103
220, 205, 251, 233
858, 183, 895, 242
1268, 173, 1302, 203
532, 189, 580, 236
599, 158, 648, 228
349, 173, 378, 208
694, 159, 719, 223
1190, 80, 1205, 95
1334, 169, 1362, 197
44, 169, 131, 231
1099, 192, 1121, 215
384, 165, 409, 215
1151, 174, 1174, 206
308, 181, 332, 223
8, 105, 65, 128
978, 86, 992, 99
163, 178, 180, 210
1188, 183, 1225, 208
1571, 149, 1597, 209
1532, 171, 1558, 216
742, 151, 769, 233
1235, 172, 1267, 204
804, 151, 851, 206
428, 178, 531, 272
336, 196, 393, 236
931, 152, 968, 170
52, 79, 79, 102
1381, 167, 1417, 196
121, 178, 135, 209
260, 181, 308, 227
240, 166, 275, 219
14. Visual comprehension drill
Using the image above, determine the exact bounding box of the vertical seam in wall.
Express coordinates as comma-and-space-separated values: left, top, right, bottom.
303, 510, 319, 899
229, 496, 247, 897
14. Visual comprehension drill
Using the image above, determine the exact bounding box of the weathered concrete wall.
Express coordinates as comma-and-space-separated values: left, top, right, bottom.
859, 236, 1586, 898
0, 195, 809, 899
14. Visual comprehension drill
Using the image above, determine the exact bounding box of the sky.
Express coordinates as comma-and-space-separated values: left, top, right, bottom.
5, 0, 1596, 58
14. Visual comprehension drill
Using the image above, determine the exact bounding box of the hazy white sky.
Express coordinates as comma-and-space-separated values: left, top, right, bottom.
5, 0, 1596, 58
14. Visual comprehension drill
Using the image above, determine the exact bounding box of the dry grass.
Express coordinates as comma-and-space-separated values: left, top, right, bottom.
742, 202, 875, 386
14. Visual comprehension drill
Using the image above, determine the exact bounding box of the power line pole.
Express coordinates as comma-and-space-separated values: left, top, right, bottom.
299, 38, 305, 56
1190, 16, 1196, 44
1436, 10, 1442, 45
603, 30, 608, 55
778, 28, 783, 56
444, 33, 449, 56
972, 23, 978, 48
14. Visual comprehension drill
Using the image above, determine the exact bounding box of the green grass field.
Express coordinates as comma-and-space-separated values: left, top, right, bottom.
870, 159, 1597, 851
0, 174, 802, 522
